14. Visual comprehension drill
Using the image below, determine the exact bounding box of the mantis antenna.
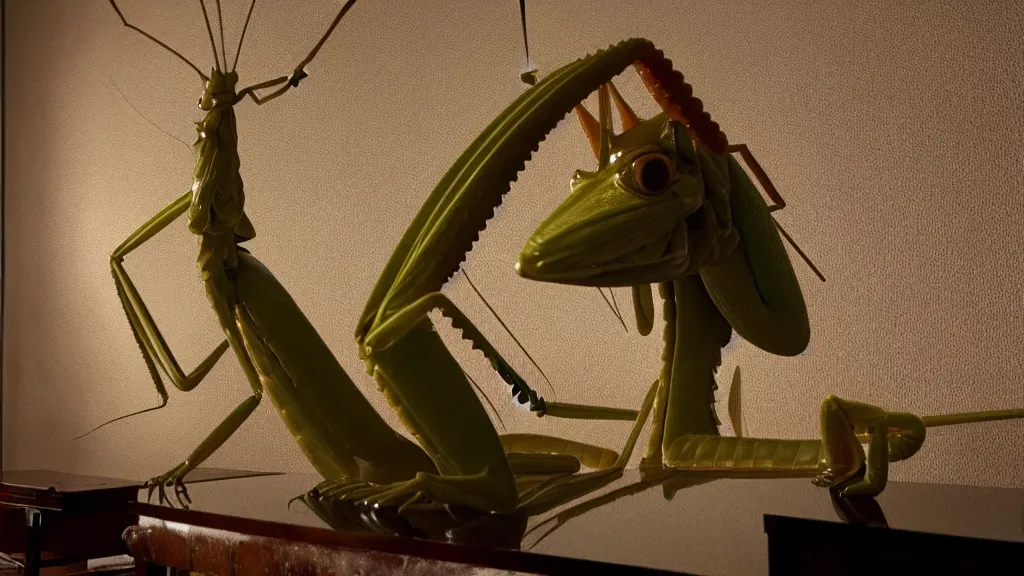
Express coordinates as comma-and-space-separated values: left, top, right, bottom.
462, 270, 557, 397
464, 370, 506, 431
107, 0, 209, 82
597, 288, 627, 331
198, 0, 222, 71
107, 79, 194, 157
231, 0, 257, 72
215, 0, 228, 71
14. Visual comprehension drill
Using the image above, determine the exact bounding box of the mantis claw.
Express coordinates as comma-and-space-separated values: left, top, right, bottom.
286, 493, 307, 510
288, 69, 308, 87
174, 479, 192, 508
143, 464, 192, 509
312, 476, 438, 518
811, 470, 838, 488
319, 479, 374, 500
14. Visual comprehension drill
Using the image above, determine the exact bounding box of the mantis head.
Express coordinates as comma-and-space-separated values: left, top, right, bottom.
200, 70, 239, 111
517, 82, 707, 287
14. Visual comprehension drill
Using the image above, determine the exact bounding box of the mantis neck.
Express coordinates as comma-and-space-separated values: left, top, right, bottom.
644, 276, 731, 462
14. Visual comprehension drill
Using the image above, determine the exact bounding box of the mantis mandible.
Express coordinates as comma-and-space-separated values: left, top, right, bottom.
515, 72, 1024, 498
98, 0, 648, 512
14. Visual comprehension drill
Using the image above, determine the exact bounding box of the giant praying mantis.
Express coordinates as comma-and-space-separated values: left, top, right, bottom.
100, 0, 710, 514
514, 70, 1024, 498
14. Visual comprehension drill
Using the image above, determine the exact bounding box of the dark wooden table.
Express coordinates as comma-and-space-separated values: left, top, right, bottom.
0, 469, 279, 576
0, 470, 141, 575
120, 470, 1024, 575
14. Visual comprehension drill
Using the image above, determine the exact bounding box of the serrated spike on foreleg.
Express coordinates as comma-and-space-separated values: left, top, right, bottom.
728, 366, 743, 437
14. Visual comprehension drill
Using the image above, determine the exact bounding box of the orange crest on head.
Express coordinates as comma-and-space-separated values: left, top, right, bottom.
574, 79, 644, 161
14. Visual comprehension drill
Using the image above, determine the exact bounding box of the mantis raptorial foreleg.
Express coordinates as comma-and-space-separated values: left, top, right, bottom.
78, 192, 231, 440
112, 261, 229, 391
234, 0, 358, 105
365, 291, 638, 421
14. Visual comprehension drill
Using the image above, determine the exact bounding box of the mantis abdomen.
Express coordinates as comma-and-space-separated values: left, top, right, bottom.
664, 435, 824, 477
234, 251, 438, 484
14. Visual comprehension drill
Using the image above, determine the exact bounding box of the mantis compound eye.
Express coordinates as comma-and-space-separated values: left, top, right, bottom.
631, 153, 674, 195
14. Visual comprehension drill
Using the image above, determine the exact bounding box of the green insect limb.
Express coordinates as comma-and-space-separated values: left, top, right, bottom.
515, 379, 660, 516
362, 318, 522, 513
364, 289, 637, 423
77, 192, 231, 441
141, 236, 270, 507
99, 194, 260, 506
234, 0, 360, 105
110, 192, 230, 394
631, 283, 656, 336
500, 434, 620, 471
233, 251, 438, 486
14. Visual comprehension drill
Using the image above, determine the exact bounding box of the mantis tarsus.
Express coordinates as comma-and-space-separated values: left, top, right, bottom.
515, 71, 1024, 498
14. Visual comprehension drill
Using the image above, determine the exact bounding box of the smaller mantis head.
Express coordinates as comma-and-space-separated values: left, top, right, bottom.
516, 82, 706, 287
199, 70, 239, 111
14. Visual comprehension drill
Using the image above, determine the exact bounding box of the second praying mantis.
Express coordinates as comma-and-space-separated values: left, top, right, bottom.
512, 67, 1024, 498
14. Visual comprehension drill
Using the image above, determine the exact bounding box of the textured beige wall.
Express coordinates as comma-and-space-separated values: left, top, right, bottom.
3, 0, 1022, 490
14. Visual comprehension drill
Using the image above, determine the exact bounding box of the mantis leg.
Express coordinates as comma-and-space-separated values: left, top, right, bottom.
146, 391, 261, 507
146, 282, 269, 508
365, 291, 639, 421
234, 0, 359, 105
111, 260, 228, 392
514, 379, 661, 516
816, 396, 889, 497
335, 292, 632, 514
87, 192, 229, 439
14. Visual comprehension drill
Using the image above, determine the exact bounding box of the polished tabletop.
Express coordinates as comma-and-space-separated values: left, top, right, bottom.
128, 469, 1024, 576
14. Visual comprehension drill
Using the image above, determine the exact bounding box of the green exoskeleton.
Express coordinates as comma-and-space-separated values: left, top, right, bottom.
103, 0, 445, 505
99, 0, 675, 513
316, 38, 757, 513
516, 75, 1024, 498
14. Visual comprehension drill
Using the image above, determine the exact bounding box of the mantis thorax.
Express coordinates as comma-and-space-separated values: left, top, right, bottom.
187, 70, 250, 242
